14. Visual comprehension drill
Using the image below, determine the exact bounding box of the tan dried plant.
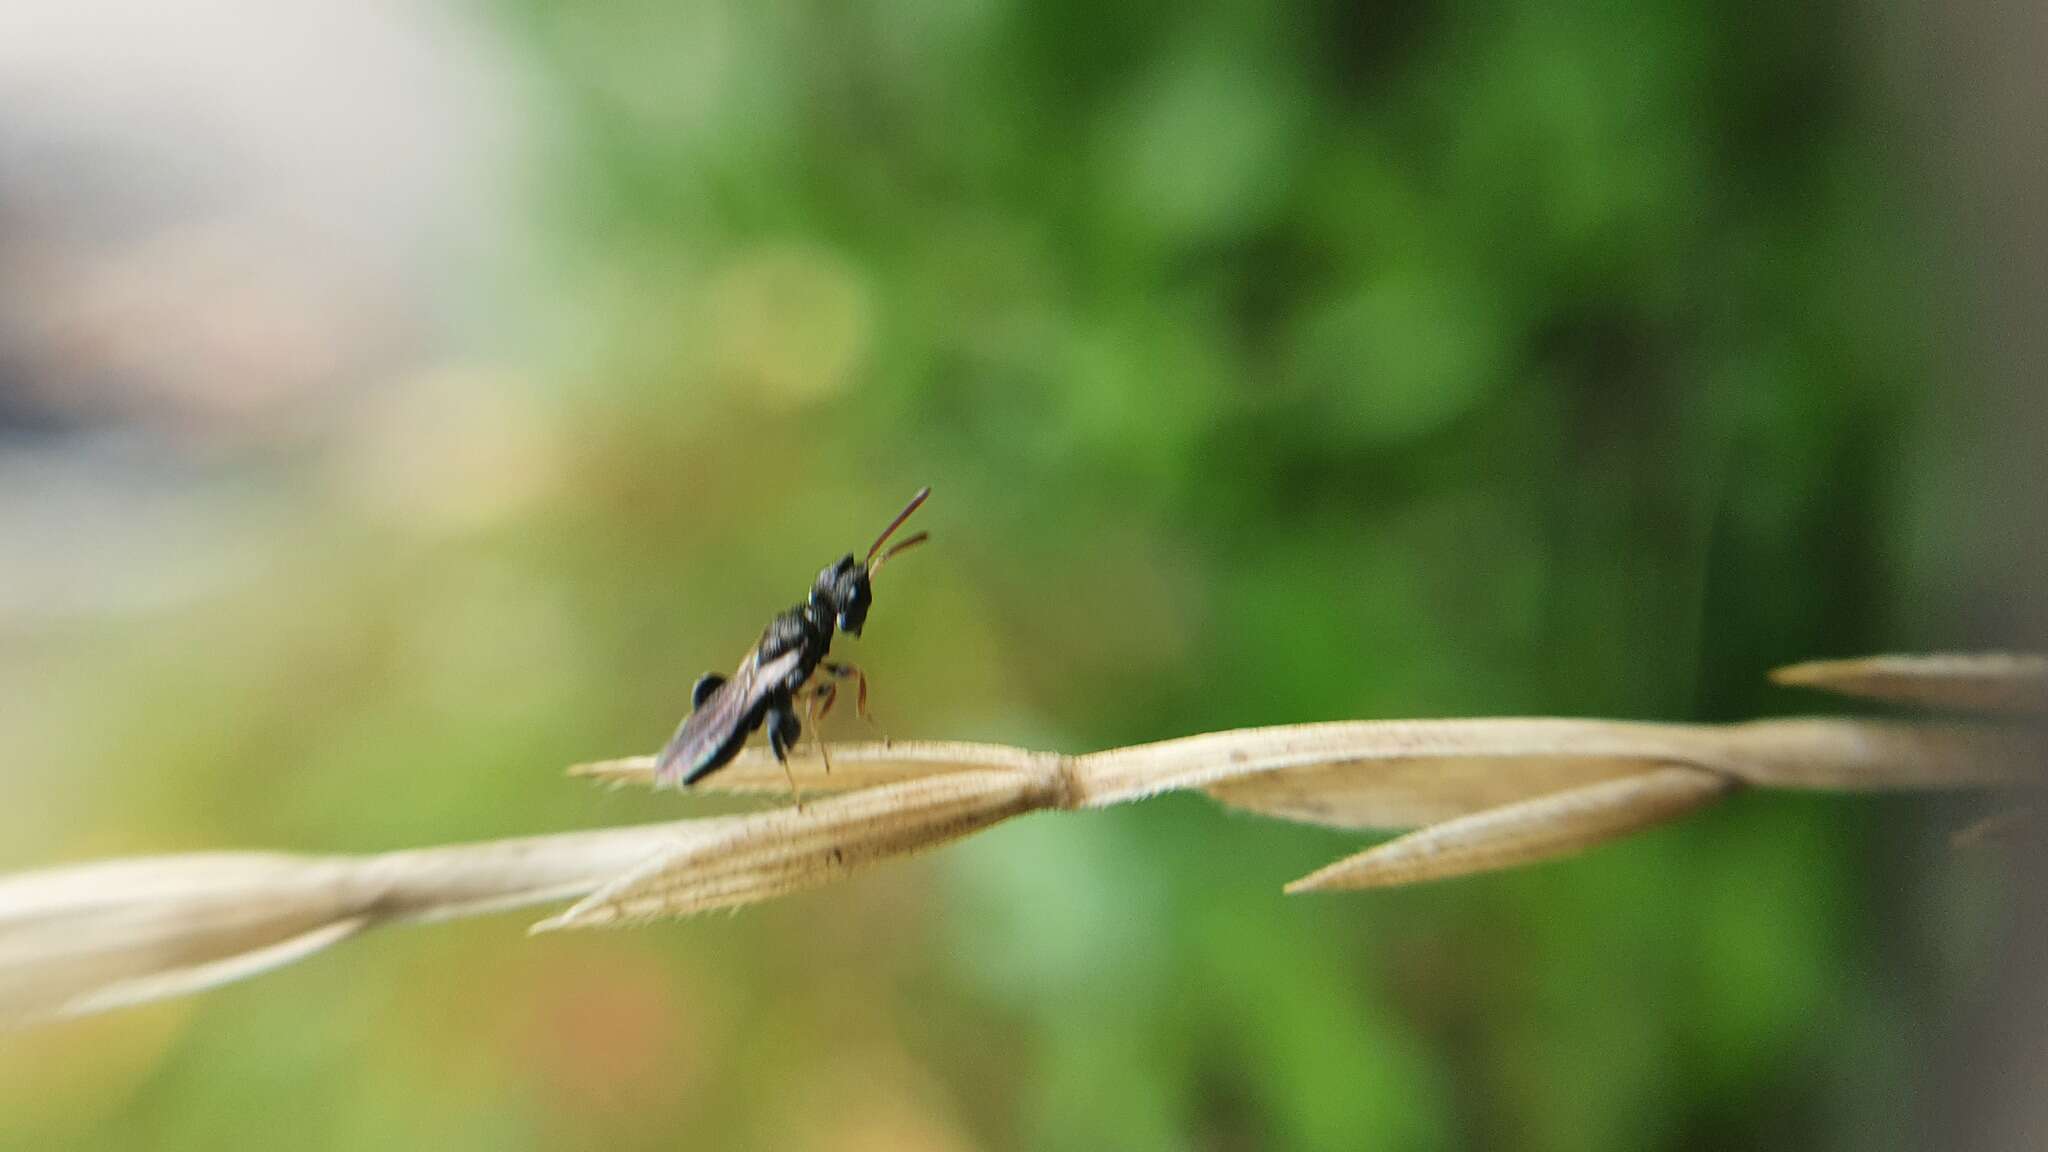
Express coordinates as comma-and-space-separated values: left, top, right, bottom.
2, 653, 2041, 1027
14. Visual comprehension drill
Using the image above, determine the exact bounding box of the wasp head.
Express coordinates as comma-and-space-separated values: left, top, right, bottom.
810, 554, 874, 637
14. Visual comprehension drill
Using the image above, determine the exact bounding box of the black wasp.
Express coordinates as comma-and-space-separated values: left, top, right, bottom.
654, 487, 931, 796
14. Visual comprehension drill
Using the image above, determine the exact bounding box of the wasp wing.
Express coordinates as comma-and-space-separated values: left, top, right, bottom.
654, 647, 803, 787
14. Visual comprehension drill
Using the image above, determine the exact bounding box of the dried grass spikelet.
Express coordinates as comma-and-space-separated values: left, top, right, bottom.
569, 739, 1054, 794
0, 821, 742, 1026
1285, 765, 1733, 891
1950, 805, 2038, 849
3, 652, 2041, 1025
1765, 653, 2048, 847
535, 766, 1066, 931
542, 715, 2040, 929
1203, 752, 1661, 830
1098, 716, 2030, 821
1771, 652, 2048, 715
0, 854, 368, 1024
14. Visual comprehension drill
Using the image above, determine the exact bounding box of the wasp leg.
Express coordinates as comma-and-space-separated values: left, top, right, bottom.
766, 696, 803, 807
810, 680, 840, 724
820, 662, 873, 726
802, 684, 838, 777
691, 672, 727, 710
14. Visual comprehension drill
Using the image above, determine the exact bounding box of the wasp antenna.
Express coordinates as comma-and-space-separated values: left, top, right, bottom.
869, 531, 929, 577
865, 486, 932, 563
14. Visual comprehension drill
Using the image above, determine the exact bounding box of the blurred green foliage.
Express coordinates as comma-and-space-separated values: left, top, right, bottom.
2, 1, 1995, 1150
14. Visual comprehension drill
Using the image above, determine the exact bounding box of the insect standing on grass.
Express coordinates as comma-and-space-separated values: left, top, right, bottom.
654, 487, 932, 800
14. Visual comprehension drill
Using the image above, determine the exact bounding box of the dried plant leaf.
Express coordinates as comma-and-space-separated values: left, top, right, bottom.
1286, 765, 1733, 892
1771, 652, 2048, 715
534, 768, 1059, 931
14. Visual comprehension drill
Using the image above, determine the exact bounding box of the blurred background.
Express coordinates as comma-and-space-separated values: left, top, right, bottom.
2, 0, 2042, 1149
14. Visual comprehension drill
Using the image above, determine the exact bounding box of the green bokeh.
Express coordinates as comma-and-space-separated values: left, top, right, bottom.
2, 0, 1996, 1149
